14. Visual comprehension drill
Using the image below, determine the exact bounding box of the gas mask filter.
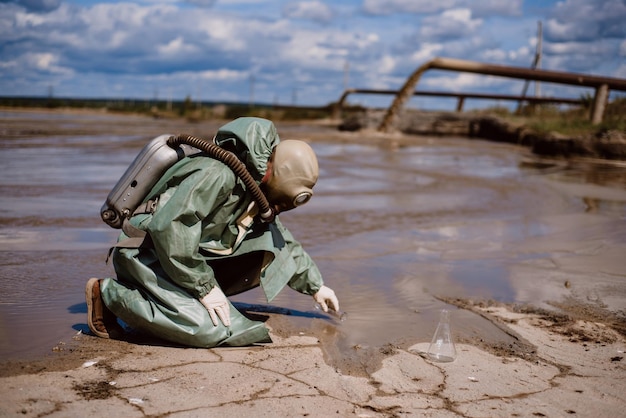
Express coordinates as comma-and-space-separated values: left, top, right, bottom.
264, 140, 318, 211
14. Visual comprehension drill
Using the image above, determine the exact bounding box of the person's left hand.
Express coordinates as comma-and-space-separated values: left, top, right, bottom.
200, 286, 231, 327
313, 285, 339, 313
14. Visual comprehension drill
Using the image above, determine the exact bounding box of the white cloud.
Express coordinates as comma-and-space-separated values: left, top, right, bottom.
217, 0, 267, 3
184, 0, 217, 7
32, 52, 55, 70
197, 68, 246, 81
277, 27, 381, 73
423, 72, 511, 92
283, 1, 333, 23
410, 43, 444, 64
376, 55, 396, 74
88, 3, 152, 29
545, 0, 626, 41
3, 50, 74, 78
419, 9, 483, 41
281, 32, 340, 70
363, 0, 458, 15
362, 0, 521, 17
544, 41, 613, 57
197, 17, 250, 51
507, 45, 530, 61
13, 8, 47, 27
482, 48, 507, 62
466, 0, 522, 18
157, 36, 200, 56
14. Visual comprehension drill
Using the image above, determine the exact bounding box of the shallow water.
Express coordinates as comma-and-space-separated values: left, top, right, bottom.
1, 110, 625, 361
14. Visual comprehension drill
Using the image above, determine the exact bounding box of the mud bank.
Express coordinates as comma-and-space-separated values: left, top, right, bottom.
339, 109, 626, 161
1, 302, 624, 417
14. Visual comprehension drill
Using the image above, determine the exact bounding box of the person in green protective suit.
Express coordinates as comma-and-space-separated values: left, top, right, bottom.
86, 117, 340, 347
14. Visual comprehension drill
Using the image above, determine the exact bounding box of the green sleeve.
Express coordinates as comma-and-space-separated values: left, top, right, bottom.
274, 218, 324, 296
147, 162, 237, 299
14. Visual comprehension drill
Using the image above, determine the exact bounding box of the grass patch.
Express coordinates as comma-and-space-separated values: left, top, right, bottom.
488, 97, 626, 138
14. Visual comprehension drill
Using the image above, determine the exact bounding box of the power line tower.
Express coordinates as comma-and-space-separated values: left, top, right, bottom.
517, 21, 543, 113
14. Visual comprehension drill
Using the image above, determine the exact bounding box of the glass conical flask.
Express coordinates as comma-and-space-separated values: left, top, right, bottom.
427, 309, 457, 362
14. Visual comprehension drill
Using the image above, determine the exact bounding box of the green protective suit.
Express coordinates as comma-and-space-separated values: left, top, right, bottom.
100, 117, 324, 348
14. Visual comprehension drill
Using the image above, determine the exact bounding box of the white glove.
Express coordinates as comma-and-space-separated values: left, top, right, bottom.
313, 285, 339, 313
200, 286, 231, 327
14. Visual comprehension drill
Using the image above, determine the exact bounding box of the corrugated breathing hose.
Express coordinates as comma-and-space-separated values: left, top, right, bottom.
167, 134, 275, 223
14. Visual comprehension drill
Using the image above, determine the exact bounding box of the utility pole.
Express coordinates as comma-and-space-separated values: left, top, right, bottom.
535, 21, 543, 98
249, 74, 255, 108
197, 81, 202, 110
517, 20, 543, 113
47, 85, 54, 107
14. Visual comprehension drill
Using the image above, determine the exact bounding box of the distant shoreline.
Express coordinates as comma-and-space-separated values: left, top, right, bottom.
3, 105, 625, 162
339, 108, 626, 162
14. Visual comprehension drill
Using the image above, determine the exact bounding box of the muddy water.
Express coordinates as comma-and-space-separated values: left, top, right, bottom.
1, 109, 625, 361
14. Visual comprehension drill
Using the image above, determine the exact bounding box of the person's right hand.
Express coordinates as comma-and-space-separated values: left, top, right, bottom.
200, 286, 231, 327
313, 285, 339, 313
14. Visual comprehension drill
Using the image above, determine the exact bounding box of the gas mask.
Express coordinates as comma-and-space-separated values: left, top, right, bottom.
264, 140, 318, 212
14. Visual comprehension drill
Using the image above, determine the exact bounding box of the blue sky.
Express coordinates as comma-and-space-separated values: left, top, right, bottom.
1, 0, 625, 109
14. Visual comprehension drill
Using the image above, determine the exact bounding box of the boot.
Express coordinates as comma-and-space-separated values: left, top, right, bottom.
86, 278, 123, 339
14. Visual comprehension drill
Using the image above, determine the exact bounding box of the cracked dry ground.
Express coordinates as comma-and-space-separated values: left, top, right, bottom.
1, 304, 625, 418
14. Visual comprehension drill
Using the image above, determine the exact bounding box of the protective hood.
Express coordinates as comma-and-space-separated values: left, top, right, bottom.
213, 117, 280, 182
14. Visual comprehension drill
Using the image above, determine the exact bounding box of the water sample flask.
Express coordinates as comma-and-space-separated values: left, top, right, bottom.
427, 309, 457, 362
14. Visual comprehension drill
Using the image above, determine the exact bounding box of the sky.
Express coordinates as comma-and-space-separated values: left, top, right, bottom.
1, 0, 625, 109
